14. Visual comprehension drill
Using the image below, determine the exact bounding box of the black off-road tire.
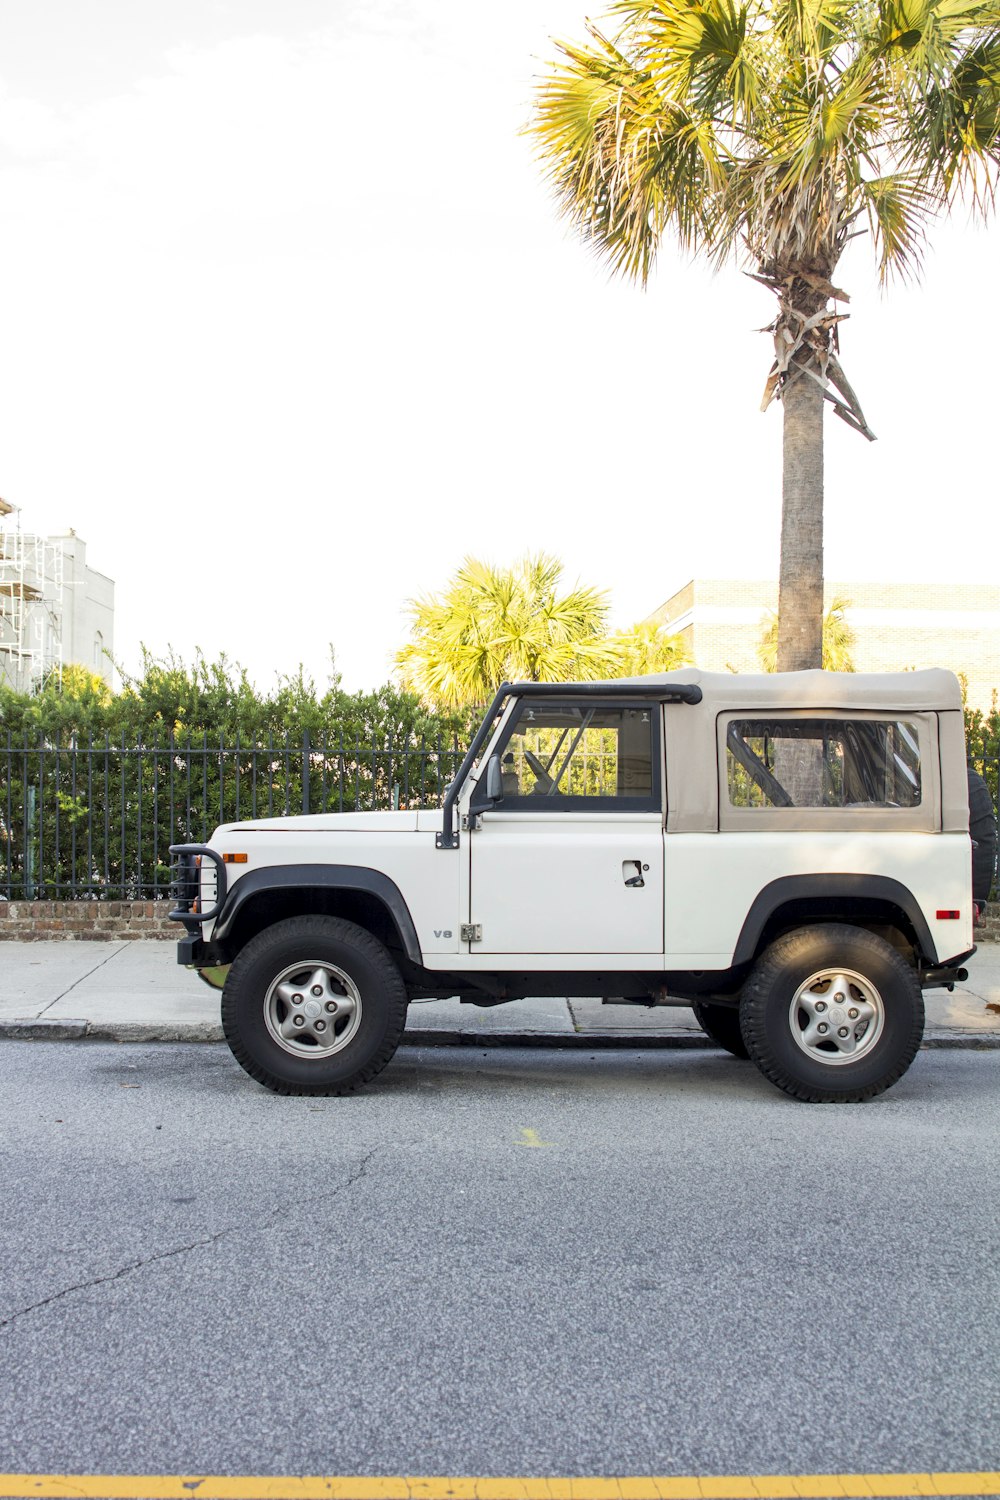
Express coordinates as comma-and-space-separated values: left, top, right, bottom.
221, 915, 408, 1096
969, 766, 998, 906
691, 1000, 749, 1059
740, 924, 924, 1103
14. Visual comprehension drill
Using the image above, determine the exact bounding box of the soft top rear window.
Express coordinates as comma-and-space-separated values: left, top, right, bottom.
726, 718, 922, 810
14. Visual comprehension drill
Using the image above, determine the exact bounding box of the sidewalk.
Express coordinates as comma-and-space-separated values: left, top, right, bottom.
1, 939, 999, 1048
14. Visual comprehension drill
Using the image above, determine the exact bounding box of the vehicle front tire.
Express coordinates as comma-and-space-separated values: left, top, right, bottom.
692, 1000, 749, 1059
221, 916, 408, 1096
740, 924, 924, 1103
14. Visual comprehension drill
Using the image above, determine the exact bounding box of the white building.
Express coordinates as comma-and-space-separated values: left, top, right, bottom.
0, 499, 114, 692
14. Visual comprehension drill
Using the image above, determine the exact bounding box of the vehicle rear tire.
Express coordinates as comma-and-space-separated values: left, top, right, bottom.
692, 1000, 749, 1059
221, 915, 408, 1095
740, 924, 924, 1103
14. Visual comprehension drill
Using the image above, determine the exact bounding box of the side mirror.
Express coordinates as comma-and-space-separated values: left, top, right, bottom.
485, 754, 503, 802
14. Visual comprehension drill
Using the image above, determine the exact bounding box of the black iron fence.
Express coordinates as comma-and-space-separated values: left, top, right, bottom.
1, 729, 997, 904
0, 732, 464, 901
968, 734, 1000, 807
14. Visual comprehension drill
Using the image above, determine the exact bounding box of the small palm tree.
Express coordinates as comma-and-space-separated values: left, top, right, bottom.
608, 619, 692, 674
759, 596, 857, 671
530, 0, 1000, 669
395, 553, 621, 709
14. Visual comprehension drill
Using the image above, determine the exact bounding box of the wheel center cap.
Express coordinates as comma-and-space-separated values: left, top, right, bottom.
304, 999, 322, 1019
830, 1006, 846, 1025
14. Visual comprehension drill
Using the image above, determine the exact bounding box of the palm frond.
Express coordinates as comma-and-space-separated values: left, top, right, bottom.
629, 0, 763, 117
770, 0, 854, 61
904, 27, 1000, 203
530, 15, 739, 278
858, 171, 934, 279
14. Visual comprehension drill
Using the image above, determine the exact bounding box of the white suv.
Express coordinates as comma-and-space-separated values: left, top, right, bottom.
170, 668, 976, 1103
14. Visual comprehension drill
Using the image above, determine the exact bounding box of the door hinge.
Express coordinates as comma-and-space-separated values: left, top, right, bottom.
460, 923, 482, 943
461, 812, 482, 832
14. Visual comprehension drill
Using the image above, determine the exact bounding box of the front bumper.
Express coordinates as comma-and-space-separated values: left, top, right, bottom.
176, 931, 207, 966
168, 844, 227, 928
168, 843, 228, 967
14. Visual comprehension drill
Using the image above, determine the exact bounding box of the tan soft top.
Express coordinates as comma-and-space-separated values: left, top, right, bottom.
609, 666, 963, 714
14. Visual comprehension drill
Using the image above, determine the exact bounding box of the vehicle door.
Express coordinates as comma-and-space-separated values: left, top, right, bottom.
467, 696, 664, 956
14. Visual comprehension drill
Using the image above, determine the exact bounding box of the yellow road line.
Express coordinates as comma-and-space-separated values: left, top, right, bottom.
0, 1473, 997, 1500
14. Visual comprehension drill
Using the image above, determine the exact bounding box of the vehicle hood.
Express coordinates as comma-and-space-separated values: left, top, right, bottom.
214, 810, 430, 836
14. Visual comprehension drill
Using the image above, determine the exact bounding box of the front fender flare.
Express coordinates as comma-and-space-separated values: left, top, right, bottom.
212, 864, 423, 965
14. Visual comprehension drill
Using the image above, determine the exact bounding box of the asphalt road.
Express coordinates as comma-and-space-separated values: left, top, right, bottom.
0, 1040, 998, 1484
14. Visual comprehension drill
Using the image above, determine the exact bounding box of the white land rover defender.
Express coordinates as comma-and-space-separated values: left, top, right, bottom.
169, 668, 982, 1104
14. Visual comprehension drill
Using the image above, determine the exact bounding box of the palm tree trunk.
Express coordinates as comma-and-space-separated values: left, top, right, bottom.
776, 359, 825, 671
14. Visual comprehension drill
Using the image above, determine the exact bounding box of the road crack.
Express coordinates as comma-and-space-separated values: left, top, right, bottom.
0, 1145, 381, 1332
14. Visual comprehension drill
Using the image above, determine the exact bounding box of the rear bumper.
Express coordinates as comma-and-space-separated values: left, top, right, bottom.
920, 946, 976, 990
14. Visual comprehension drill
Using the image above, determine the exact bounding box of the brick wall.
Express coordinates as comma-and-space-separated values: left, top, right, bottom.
0, 900, 176, 940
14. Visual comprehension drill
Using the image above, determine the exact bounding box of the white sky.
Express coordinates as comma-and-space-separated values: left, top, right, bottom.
0, 0, 995, 693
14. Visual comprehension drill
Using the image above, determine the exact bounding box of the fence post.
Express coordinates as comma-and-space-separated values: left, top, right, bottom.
302, 729, 311, 815
26, 783, 37, 900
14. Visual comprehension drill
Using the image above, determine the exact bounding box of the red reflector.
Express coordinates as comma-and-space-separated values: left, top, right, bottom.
936, 909, 960, 920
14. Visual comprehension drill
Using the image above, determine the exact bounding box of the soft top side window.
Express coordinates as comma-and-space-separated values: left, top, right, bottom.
477, 700, 659, 811
726, 718, 922, 811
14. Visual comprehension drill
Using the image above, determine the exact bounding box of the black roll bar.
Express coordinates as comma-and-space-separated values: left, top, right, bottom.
436, 682, 513, 850
436, 679, 703, 850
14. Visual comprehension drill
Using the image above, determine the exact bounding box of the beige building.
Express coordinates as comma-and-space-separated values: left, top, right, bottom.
647, 579, 1000, 712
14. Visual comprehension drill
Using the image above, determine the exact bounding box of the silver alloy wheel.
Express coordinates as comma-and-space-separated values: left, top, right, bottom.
263, 959, 363, 1059
788, 966, 885, 1067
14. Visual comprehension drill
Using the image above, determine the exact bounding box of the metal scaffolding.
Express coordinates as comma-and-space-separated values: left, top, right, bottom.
0, 498, 65, 691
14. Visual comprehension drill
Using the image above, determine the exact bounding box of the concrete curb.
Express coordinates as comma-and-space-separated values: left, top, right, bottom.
1, 1019, 998, 1049
0, 1018, 225, 1043
1, 1017, 89, 1041
919, 1030, 1000, 1049
84, 1020, 226, 1044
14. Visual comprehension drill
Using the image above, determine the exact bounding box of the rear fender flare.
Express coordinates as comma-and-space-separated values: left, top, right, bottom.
731, 874, 936, 967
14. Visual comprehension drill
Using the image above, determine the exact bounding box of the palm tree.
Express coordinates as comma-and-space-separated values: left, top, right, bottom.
758, 596, 857, 671
530, 0, 1000, 669
609, 618, 692, 673
396, 555, 693, 708
395, 553, 621, 709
